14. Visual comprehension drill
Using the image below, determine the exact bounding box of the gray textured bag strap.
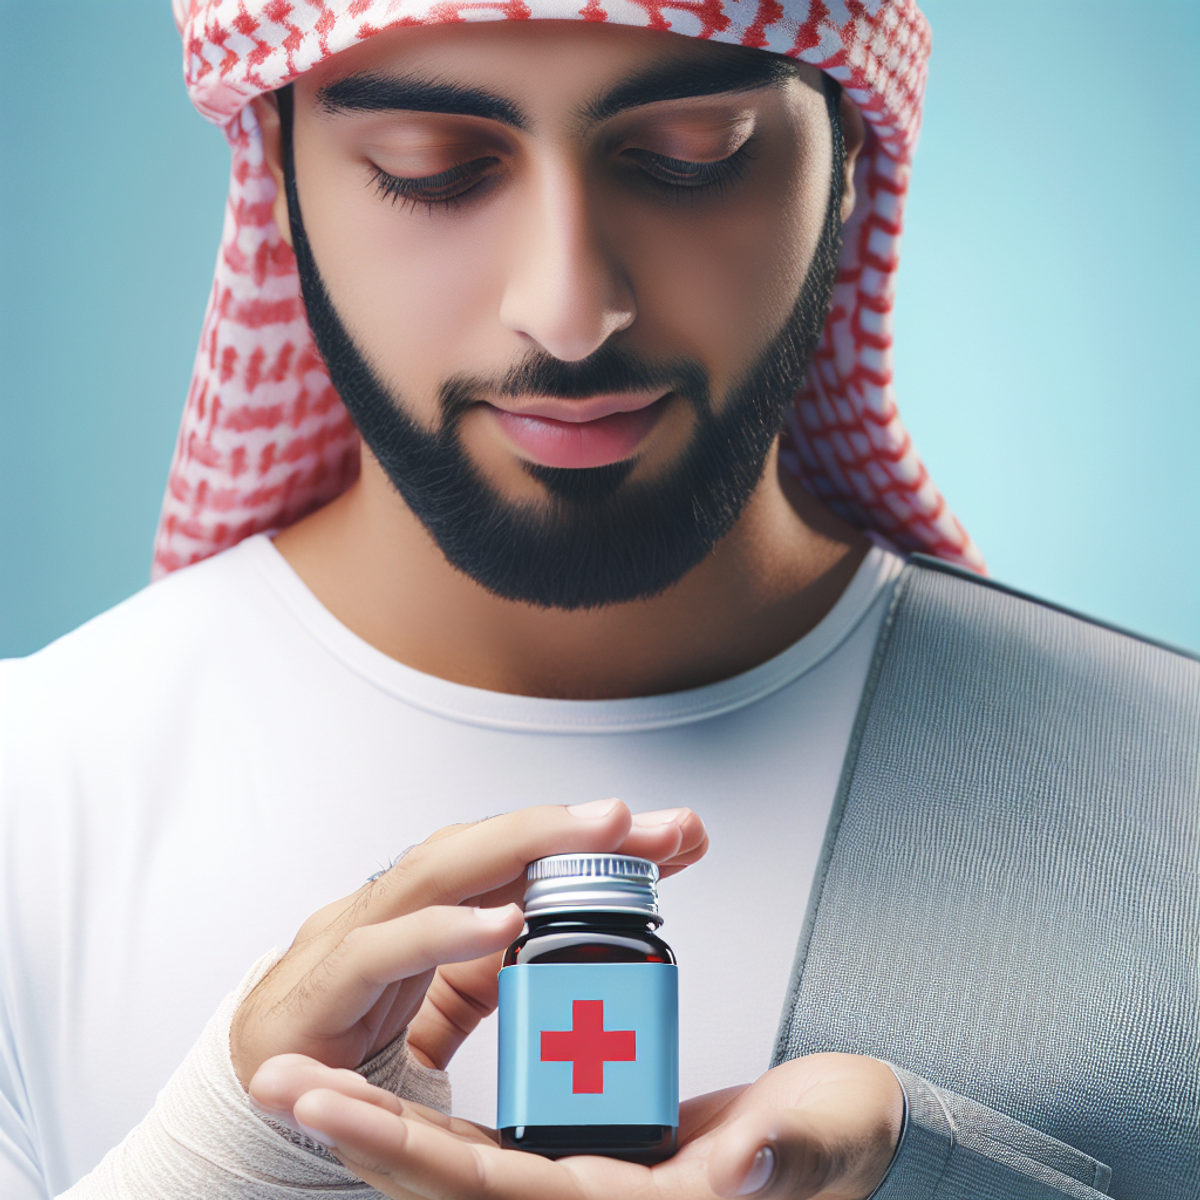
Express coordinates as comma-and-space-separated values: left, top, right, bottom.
771, 560, 1199, 1200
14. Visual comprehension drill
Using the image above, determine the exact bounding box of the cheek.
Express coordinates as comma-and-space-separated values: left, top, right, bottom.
294, 137, 509, 410
612, 148, 828, 398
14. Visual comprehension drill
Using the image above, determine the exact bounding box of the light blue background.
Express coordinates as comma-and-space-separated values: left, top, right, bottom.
498, 963, 679, 1127
2, 1, 1197, 657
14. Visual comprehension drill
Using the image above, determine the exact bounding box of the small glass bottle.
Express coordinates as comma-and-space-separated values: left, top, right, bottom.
497, 854, 678, 1163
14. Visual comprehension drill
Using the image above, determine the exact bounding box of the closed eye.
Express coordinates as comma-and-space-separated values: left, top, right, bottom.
369, 141, 754, 214
370, 157, 500, 211
623, 144, 754, 199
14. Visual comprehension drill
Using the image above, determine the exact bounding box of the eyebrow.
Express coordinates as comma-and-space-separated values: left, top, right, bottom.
316, 74, 528, 130
315, 53, 797, 133
578, 54, 799, 126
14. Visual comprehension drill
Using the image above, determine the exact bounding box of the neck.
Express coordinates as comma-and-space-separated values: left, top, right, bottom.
272, 442, 869, 700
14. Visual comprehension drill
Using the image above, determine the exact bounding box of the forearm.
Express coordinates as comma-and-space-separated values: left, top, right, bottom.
58, 951, 450, 1199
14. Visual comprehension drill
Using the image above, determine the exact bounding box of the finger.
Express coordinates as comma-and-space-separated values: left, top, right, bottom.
236, 905, 522, 1083
615, 808, 684, 862
293, 905, 523, 1037
292, 1089, 631, 1200
292, 1092, 430, 1200
469, 805, 706, 909
706, 1112, 830, 1200
250, 1054, 410, 1125
407, 949, 506, 1070
630, 808, 709, 878
707, 1087, 901, 1200
365, 801, 637, 921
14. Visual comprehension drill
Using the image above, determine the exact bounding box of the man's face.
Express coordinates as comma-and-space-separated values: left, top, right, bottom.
279, 22, 845, 609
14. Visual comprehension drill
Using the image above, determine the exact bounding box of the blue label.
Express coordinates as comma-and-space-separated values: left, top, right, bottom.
497, 963, 678, 1128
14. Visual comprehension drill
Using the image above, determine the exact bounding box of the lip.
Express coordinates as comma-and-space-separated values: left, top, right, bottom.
486, 393, 670, 470
486, 391, 666, 424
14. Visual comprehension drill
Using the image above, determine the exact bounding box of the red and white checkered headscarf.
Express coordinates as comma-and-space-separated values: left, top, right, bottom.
155, 0, 983, 578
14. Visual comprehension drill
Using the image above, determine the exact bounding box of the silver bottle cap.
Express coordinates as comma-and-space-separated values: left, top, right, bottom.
523, 854, 661, 923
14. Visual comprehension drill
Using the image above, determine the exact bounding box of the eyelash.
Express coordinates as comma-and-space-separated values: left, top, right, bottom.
371, 158, 500, 212
623, 144, 755, 201
368, 143, 754, 213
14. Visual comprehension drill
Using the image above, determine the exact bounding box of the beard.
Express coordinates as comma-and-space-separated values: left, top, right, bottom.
278, 81, 844, 611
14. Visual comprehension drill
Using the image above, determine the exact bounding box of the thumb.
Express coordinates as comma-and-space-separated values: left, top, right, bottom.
706, 1112, 829, 1200
707, 1106, 896, 1200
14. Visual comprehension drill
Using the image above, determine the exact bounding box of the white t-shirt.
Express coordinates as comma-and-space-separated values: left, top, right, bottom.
0, 534, 903, 1198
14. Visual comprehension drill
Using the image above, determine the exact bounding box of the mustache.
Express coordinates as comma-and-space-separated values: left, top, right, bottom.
438, 343, 711, 425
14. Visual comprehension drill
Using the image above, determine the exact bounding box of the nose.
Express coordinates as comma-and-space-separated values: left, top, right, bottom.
498, 158, 636, 363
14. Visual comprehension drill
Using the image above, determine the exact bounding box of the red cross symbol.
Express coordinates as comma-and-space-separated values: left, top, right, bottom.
541, 1000, 636, 1093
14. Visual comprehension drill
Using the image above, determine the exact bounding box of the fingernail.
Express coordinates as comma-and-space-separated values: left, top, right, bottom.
296, 1120, 337, 1149
568, 798, 620, 820
737, 1145, 775, 1196
632, 808, 685, 827
473, 904, 519, 923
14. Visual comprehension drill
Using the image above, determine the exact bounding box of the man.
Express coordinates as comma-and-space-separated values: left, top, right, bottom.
0, 3, 1194, 1199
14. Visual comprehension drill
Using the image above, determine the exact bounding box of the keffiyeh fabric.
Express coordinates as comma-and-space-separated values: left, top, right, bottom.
154, 0, 983, 578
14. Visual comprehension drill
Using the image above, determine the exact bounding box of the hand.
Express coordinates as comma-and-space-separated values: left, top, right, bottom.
230, 799, 707, 1088
251, 1051, 904, 1200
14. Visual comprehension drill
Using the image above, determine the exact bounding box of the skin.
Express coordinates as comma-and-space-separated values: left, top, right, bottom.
256, 19, 872, 701
238, 21, 902, 1200
236, 802, 903, 1200
231, 801, 708, 1084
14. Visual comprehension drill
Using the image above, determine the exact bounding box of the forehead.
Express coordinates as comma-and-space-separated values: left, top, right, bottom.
297, 20, 822, 113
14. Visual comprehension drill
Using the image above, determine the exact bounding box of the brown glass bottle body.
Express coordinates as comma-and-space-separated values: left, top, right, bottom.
499, 910, 677, 1163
